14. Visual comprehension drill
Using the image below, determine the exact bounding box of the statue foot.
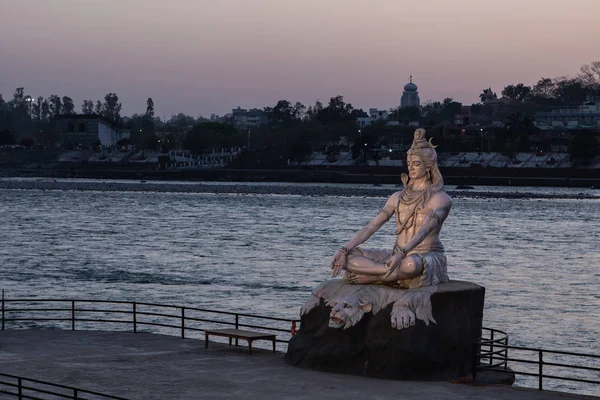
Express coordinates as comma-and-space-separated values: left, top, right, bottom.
391, 305, 416, 330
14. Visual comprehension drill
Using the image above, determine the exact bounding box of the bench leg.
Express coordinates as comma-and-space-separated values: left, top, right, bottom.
228, 337, 232, 347
205, 333, 209, 349
272, 340, 276, 353
248, 340, 253, 355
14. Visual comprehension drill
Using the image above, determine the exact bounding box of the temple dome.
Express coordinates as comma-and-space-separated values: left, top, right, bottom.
401, 75, 420, 108
404, 82, 418, 91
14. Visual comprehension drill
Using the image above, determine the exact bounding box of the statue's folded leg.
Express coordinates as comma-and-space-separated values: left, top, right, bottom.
346, 252, 432, 286
346, 248, 391, 276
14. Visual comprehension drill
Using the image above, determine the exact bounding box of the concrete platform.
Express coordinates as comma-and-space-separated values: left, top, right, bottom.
0, 330, 596, 400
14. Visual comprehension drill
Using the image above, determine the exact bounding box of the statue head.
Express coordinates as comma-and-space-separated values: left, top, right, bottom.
328, 295, 372, 329
402, 128, 444, 190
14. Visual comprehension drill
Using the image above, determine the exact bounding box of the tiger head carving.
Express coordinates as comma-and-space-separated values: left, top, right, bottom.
328, 295, 373, 329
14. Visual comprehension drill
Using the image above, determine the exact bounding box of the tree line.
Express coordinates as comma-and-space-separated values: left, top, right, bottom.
1, 61, 598, 161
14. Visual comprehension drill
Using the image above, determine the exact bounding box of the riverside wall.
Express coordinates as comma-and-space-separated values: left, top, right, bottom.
1, 163, 599, 188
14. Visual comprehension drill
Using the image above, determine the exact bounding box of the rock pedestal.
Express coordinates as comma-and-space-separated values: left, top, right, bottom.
285, 280, 485, 380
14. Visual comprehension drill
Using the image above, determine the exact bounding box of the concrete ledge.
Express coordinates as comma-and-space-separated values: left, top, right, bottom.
0, 331, 596, 400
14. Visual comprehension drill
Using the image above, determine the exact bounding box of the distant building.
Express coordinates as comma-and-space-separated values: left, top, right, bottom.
454, 106, 471, 126
232, 107, 268, 130
357, 108, 389, 128
534, 96, 600, 131
400, 76, 420, 108
54, 115, 127, 148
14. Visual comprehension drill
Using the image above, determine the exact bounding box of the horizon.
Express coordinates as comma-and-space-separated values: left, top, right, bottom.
1, 0, 599, 117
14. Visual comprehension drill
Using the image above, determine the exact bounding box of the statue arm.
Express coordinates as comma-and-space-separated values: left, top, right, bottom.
401, 193, 451, 254
342, 193, 398, 251
330, 193, 398, 278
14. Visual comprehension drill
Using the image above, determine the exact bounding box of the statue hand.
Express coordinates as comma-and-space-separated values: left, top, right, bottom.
383, 253, 403, 280
331, 249, 347, 278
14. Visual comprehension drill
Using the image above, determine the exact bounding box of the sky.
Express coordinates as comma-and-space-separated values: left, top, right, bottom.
1, 0, 599, 118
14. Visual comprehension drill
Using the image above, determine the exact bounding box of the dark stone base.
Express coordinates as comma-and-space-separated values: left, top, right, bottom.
284, 280, 485, 381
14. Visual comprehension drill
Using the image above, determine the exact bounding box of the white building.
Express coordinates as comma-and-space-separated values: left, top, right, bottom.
401, 76, 420, 108
55, 115, 127, 148
534, 97, 600, 131
357, 108, 389, 128
232, 107, 268, 130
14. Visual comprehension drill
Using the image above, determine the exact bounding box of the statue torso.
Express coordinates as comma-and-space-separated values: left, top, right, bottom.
394, 188, 445, 253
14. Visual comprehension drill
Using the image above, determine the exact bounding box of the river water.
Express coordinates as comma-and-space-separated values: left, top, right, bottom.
0, 180, 598, 395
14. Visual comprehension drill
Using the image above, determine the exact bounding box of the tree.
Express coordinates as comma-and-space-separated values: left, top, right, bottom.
81, 100, 94, 114
570, 131, 599, 162
553, 77, 590, 104
94, 101, 102, 115
41, 99, 50, 122
502, 83, 531, 101
305, 100, 323, 122
102, 93, 122, 123
479, 88, 496, 103
293, 102, 306, 120
578, 61, 600, 92
143, 97, 155, 138
271, 100, 295, 125
145, 98, 154, 119
505, 113, 537, 152
31, 96, 43, 124
389, 106, 420, 125
531, 78, 555, 99
48, 95, 62, 118
0, 129, 16, 145
317, 95, 354, 124
7, 88, 30, 134
182, 122, 244, 153
62, 96, 75, 115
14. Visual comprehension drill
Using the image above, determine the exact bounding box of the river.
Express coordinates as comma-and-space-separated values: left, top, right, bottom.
0, 179, 598, 395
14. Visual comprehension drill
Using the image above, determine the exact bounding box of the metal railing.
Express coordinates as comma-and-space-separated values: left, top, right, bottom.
0, 296, 300, 400
474, 327, 600, 393
1, 297, 299, 347
0, 372, 128, 400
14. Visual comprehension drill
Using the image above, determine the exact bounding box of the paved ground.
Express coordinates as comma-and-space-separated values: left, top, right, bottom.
0, 330, 597, 400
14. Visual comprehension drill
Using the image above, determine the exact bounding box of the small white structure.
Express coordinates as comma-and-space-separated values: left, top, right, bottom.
357, 108, 390, 128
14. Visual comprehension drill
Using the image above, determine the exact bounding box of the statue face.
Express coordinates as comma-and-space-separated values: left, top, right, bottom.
407, 154, 428, 181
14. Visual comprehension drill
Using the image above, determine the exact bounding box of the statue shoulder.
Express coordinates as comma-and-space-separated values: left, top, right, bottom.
428, 190, 452, 209
387, 190, 403, 204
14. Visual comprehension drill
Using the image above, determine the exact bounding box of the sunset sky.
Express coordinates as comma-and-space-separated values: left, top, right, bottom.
1, 0, 598, 117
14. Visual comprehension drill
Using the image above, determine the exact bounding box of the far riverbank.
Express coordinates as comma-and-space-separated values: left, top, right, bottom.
1, 178, 598, 199
1, 163, 600, 188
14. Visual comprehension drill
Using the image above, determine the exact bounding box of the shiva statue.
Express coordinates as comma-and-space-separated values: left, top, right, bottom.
331, 129, 451, 288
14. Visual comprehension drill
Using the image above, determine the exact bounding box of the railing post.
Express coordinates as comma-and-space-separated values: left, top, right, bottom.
71, 301, 75, 331
472, 341, 478, 381
18, 377, 22, 400
235, 314, 239, 346
133, 302, 137, 333
490, 330, 494, 365
74, 388, 78, 400
504, 338, 508, 368
538, 349, 543, 390
2, 289, 4, 331
181, 307, 185, 339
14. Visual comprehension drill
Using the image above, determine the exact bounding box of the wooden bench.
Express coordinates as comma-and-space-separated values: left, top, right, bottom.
204, 328, 276, 355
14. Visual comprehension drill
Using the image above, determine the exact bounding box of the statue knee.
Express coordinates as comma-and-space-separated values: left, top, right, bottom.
400, 256, 423, 276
